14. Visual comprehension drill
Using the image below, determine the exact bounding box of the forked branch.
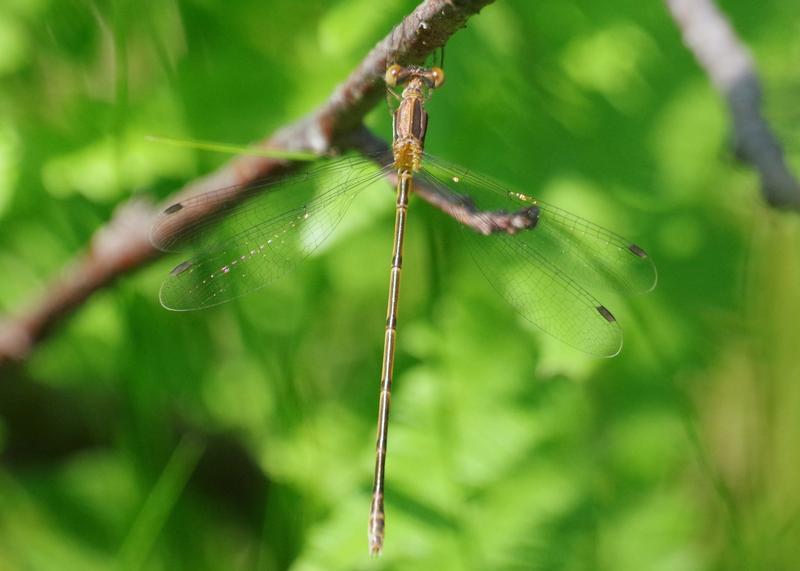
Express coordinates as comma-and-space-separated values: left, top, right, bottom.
0, 0, 496, 363
4, 0, 797, 363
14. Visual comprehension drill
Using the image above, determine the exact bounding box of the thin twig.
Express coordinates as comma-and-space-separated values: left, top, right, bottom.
665, 0, 800, 209
351, 127, 541, 235
0, 0, 496, 363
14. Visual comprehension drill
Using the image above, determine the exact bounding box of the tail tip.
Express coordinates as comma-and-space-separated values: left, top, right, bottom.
369, 537, 383, 558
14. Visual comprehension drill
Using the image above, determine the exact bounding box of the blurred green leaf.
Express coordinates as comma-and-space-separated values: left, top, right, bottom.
1, 1, 799, 570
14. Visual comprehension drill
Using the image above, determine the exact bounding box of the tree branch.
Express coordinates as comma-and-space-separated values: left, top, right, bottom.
665, 0, 800, 209
0, 0, 496, 364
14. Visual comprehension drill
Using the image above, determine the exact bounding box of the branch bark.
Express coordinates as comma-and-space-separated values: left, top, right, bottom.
665, 0, 800, 209
0, 0, 496, 364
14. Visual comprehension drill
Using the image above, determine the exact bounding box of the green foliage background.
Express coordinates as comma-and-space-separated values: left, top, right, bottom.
1, 0, 799, 569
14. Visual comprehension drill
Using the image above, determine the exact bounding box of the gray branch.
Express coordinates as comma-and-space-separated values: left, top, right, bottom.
666, 0, 800, 209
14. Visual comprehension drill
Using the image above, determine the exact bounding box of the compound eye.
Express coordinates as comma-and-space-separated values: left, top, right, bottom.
385, 64, 403, 87
430, 67, 445, 89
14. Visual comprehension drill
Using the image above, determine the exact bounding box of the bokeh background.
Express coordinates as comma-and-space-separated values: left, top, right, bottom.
1, 0, 799, 569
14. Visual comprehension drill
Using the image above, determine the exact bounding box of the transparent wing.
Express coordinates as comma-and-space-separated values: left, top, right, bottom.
150, 155, 390, 253
152, 155, 391, 311
418, 154, 657, 357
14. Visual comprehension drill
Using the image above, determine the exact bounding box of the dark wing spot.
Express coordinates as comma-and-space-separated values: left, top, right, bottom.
170, 260, 193, 276
596, 305, 616, 322
628, 243, 648, 258
164, 203, 184, 215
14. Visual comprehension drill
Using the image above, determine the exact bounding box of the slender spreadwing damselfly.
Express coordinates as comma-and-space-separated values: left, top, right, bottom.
150, 64, 657, 555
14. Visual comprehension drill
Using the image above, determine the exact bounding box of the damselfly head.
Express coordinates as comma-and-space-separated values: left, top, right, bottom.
384, 65, 445, 90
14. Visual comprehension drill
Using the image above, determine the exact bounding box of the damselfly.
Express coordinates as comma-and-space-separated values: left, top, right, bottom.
151, 64, 657, 555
